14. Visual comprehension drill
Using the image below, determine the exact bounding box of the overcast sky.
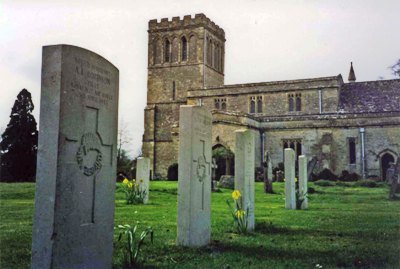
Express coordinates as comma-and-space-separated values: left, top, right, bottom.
1, 0, 399, 157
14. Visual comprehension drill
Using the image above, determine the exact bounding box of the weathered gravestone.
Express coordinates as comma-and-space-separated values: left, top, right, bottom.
263, 150, 273, 193
177, 105, 212, 246
284, 148, 296, 209
298, 155, 308, 209
234, 129, 255, 231
136, 157, 150, 204
31, 45, 119, 269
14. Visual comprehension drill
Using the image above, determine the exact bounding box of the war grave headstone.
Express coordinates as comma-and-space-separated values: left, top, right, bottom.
177, 105, 212, 247
298, 155, 308, 209
136, 157, 150, 204
284, 148, 296, 209
234, 129, 255, 231
31, 45, 119, 269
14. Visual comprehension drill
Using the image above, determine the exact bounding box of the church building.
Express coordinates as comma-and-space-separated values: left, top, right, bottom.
142, 13, 400, 181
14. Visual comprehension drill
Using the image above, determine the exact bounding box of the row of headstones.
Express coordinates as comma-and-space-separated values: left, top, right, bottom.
31, 45, 307, 268
176, 106, 309, 247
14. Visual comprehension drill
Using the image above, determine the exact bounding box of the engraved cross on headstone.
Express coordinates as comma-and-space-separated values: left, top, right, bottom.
65, 107, 113, 224
193, 140, 210, 210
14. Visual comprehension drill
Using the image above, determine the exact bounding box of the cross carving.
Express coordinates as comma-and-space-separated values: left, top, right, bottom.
192, 140, 210, 210
65, 106, 113, 224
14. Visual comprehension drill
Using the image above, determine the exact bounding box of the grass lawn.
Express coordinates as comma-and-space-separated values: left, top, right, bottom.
0, 181, 399, 268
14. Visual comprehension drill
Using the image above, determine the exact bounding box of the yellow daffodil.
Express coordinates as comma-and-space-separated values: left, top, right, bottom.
122, 178, 129, 184
295, 178, 298, 183
232, 190, 241, 200
235, 210, 245, 218
127, 182, 133, 188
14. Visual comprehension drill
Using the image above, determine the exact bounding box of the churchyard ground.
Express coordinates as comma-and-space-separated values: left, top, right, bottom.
0, 182, 399, 268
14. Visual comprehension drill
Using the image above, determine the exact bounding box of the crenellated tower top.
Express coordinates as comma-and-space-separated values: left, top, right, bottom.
148, 13, 225, 40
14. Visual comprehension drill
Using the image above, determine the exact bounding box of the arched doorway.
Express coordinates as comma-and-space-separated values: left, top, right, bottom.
381, 153, 395, 181
212, 144, 234, 180
167, 163, 178, 181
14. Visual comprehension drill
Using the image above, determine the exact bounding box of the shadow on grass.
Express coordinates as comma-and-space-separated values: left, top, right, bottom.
159, 241, 392, 269
253, 222, 398, 241
151, 189, 177, 195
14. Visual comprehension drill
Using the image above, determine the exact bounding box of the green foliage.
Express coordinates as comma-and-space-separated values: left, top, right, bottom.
226, 190, 249, 234
115, 223, 153, 267
0, 89, 38, 182
314, 179, 336, 187
120, 179, 147, 204
212, 146, 233, 160
117, 149, 134, 177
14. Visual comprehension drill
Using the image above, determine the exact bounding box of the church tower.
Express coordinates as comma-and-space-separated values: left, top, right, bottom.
142, 14, 225, 178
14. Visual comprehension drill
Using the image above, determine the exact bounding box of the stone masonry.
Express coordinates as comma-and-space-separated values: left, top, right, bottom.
142, 13, 400, 180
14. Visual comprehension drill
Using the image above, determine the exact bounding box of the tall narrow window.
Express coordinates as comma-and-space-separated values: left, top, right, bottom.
288, 94, 294, 112
221, 101, 227, 111
283, 139, 302, 160
296, 93, 302, 111
208, 39, 212, 65
181, 36, 187, 61
257, 96, 263, 113
214, 99, 220, 109
349, 138, 356, 164
296, 141, 302, 157
172, 81, 176, 100
152, 39, 158, 65
164, 39, 171, 63
250, 97, 256, 113
189, 35, 197, 61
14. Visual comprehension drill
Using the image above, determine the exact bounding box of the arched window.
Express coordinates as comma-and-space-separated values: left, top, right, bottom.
221, 101, 226, 111
181, 36, 187, 61
189, 35, 197, 61
214, 99, 220, 109
257, 96, 263, 113
250, 97, 256, 113
172, 81, 176, 100
296, 141, 302, 157
208, 39, 213, 65
152, 39, 157, 65
288, 94, 294, 112
164, 39, 171, 63
296, 93, 302, 111
154, 39, 162, 64
171, 37, 178, 62
214, 43, 218, 69
349, 138, 356, 164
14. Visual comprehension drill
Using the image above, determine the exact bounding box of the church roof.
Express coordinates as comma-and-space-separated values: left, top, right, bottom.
339, 79, 400, 113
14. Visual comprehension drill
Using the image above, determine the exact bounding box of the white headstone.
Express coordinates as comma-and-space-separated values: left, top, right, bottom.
177, 105, 212, 246
298, 155, 308, 209
136, 157, 150, 204
284, 148, 296, 209
234, 129, 255, 231
31, 45, 119, 269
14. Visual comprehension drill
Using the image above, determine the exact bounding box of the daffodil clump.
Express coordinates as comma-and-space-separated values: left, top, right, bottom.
122, 178, 147, 205
226, 189, 249, 234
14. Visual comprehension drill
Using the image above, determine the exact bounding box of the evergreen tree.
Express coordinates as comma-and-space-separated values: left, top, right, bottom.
0, 89, 38, 182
